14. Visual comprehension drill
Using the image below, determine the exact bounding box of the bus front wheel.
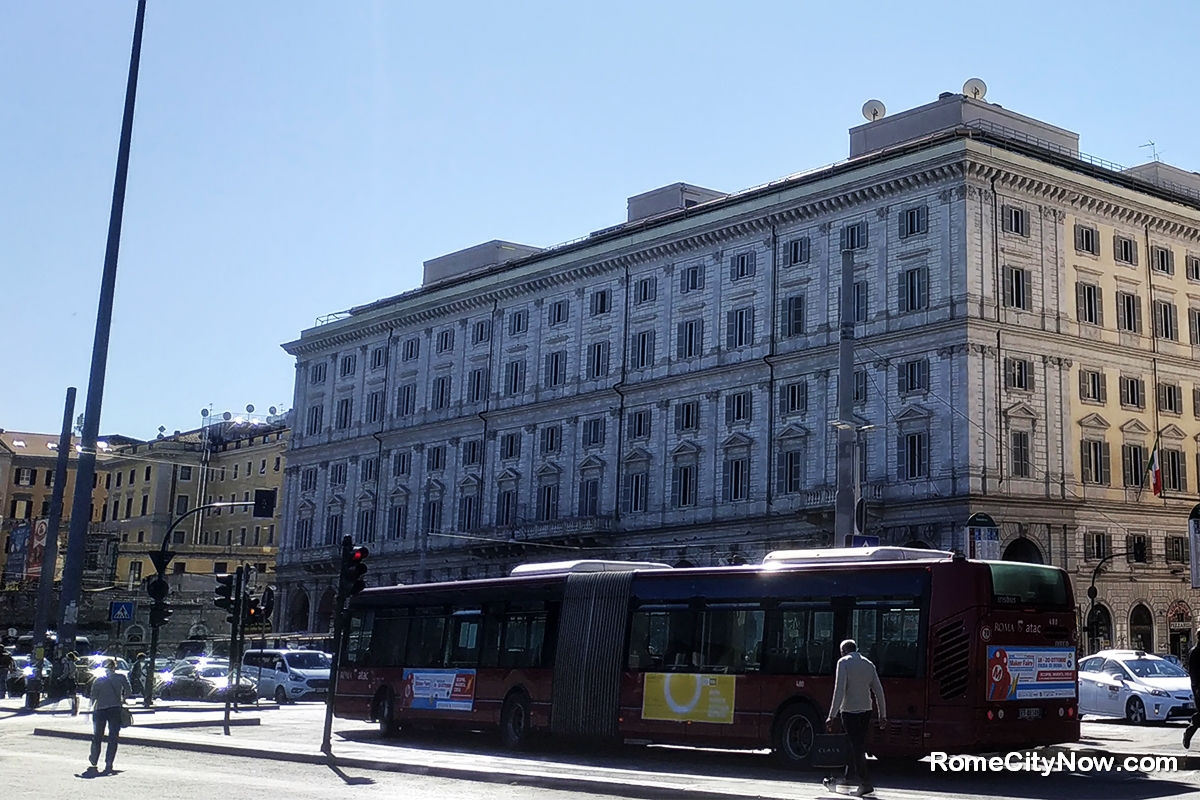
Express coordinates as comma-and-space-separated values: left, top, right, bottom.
500, 691, 531, 749
377, 691, 398, 737
773, 704, 820, 769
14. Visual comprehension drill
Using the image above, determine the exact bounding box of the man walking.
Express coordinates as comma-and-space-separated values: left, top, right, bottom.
129, 653, 147, 698
824, 639, 887, 797
87, 658, 131, 774
1183, 641, 1200, 748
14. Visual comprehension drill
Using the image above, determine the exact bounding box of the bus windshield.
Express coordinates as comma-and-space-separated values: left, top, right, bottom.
988, 563, 1069, 607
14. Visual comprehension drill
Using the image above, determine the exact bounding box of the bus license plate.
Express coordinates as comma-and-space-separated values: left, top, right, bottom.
1018, 708, 1042, 720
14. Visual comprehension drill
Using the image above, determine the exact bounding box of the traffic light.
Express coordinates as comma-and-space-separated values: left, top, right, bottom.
150, 602, 173, 628
340, 546, 369, 598
252, 488, 277, 519
215, 574, 236, 621
244, 595, 262, 625
260, 586, 275, 619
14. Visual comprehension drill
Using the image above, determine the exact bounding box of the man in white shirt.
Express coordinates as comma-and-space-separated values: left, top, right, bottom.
824, 639, 887, 797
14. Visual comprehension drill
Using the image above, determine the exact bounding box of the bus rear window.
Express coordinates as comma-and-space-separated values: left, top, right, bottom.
988, 563, 1068, 607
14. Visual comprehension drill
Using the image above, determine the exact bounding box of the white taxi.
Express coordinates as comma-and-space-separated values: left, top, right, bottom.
1077, 650, 1193, 724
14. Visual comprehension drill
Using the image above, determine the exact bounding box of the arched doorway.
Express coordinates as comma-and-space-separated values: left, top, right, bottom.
1129, 604, 1154, 652
1002, 538, 1044, 564
1086, 604, 1113, 654
1168, 601, 1193, 661
286, 591, 310, 633
314, 588, 337, 633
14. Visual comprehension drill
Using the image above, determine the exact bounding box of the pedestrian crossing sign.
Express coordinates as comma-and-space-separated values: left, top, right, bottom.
109, 601, 135, 622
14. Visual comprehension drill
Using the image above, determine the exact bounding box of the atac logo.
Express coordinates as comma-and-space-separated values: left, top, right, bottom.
980, 626, 992, 642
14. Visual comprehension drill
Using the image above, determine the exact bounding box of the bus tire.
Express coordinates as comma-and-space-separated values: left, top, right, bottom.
377, 690, 398, 737
500, 690, 531, 749
773, 703, 820, 769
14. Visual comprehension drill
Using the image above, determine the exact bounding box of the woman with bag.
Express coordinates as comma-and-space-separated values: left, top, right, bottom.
87, 658, 131, 773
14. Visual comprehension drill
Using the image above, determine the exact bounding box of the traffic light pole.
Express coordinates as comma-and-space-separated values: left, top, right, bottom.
224, 566, 244, 736
321, 535, 353, 755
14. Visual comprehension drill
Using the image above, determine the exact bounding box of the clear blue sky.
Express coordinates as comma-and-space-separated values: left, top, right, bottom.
3, 1, 1197, 439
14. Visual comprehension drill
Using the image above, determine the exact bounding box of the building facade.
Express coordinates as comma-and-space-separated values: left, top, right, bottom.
276, 91, 1200, 659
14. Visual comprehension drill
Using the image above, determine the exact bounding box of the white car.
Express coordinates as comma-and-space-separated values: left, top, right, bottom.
1077, 650, 1194, 724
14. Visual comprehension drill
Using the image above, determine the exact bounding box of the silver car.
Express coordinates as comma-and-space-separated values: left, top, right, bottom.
1077, 650, 1194, 724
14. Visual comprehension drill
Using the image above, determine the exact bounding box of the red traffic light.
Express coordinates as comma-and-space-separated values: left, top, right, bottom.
352, 546, 369, 562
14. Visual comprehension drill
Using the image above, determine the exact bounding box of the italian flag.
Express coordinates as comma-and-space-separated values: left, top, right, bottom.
1150, 445, 1162, 497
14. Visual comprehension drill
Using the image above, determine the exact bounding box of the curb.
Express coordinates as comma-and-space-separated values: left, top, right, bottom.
135, 717, 261, 730
30, 728, 794, 800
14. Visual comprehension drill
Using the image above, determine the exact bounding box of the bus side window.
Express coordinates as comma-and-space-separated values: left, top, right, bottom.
369, 615, 410, 668
479, 608, 503, 668
500, 612, 547, 669
699, 609, 764, 673
345, 610, 374, 667
406, 614, 447, 668
446, 615, 482, 668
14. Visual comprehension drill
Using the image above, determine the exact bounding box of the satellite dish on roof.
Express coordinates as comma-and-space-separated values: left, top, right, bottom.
269, 406, 277, 415
222, 411, 232, 421
963, 78, 987, 100
861, 99, 886, 122
200, 409, 209, 418
246, 404, 255, 414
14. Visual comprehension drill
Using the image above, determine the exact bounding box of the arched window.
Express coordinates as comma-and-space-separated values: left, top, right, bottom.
1129, 604, 1154, 652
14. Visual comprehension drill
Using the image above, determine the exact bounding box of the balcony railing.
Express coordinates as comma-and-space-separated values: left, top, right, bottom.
802, 484, 884, 508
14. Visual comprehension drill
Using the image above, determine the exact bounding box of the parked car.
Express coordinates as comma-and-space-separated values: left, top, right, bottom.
1160, 653, 1187, 672
158, 662, 256, 703
241, 649, 332, 704
7, 655, 50, 696
1078, 650, 1194, 724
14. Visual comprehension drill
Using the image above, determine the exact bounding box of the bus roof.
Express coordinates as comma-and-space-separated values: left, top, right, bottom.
509, 559, 673, 576
762, 546, 957, 566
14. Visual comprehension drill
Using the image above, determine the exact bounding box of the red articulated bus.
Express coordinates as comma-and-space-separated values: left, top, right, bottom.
334, 547, 1079, 765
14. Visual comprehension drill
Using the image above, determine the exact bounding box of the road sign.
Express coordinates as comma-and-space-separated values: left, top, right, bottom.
147, 578, 169, 601
148, 550, 176, 575
851, 535, 879, 547
109, 601, 135, 622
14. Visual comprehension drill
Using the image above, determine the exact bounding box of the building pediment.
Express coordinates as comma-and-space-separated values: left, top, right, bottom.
388, 486, 409, 501
1161, 423, 1186, 441
1120, 419, 1152, 436
424, 478, 444, 493
458, 473, 481, 489
327, 493, 345, 508
778, 424, 810, 440
356, 490, 376, 507
497, 467, 521, 483
1004, 402, 1038, 421
1077, 413, 1110, 431
722, 432, 753, 449
578, 455, 605, 471
536, 461, 562, 478
624, 446, 652, 464
298, 498, 316, 514
894, 404, 931, 423
671, 440, 702, 457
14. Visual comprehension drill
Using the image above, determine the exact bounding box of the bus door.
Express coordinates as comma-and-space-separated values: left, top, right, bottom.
848, 599, 926, 753
623, 604, 699, 744
686, 603, 766, 746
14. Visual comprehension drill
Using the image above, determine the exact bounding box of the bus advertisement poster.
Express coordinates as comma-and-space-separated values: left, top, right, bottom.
642, 673, 736, 724
400, 668, 476, 711
986, 646, 1076, 701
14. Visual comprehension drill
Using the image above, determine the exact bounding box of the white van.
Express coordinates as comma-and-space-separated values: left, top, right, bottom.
241, 649, 332, 703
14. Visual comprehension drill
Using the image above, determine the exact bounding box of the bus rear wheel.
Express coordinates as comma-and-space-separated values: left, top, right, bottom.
500, 691, 531, 749
773, 704, 820, 769
377, 691, 398, 737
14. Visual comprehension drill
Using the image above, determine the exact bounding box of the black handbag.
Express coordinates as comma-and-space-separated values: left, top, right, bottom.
120, 706, 134, 727
810, 733, 849, 768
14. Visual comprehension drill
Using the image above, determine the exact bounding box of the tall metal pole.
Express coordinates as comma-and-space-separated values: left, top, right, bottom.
26, 388, 77, 709
835, 248, 857, 546
321, 535, 352, 754
59, 0, 148, 650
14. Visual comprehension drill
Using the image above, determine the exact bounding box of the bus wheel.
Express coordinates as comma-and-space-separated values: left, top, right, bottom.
500, 691, 531, 749
377, 691, 398, 737
773, 704, 819, 769
1126, 697, 1147, 725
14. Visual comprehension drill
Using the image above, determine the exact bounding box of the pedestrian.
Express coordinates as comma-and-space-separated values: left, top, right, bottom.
1183, 641, 1200, 748
58, 651, 80, 715
87, 658, 131, 774
129, 653, 147, 698
0, 647, 13, 698
824, 639, 887, 797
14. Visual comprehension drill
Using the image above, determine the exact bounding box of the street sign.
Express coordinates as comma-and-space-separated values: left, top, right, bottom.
147, 578, 169, 601
109, 601, 135, 622
851, 535, 879, 547
148, 549, 176, 575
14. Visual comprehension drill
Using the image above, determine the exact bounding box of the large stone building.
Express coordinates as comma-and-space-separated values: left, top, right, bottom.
275, 89, 1200, 660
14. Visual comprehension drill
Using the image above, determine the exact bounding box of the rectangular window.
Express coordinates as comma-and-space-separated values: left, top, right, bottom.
680, 264, 705, 293
1122, 444, 1146, 488
1010, 431, 1031, 478
340, 354, 357, 377
783, 296, 805, 337
362, 457, 377, 482
841, 222, 868, 251
634, 277, 657, 305
357, 508, 377, 542
431, 376, 452, 410
722, 458, 750, 502
467, 368, 489, 404
1079, 369, 1106, 402
1075, 224, 1099, 255
437, 328, 455, 353
586, 340, 610, 379
778, 449, 804, 494
336, 397, 354, 430
1002, 205, 1027, 236
898, 358, 929, 394
782, 381, 808, 414
900, 266, 928, 312
788, 237, 811, 266
458, 494, 480, 531
725, 391, 752, 425
1116, 291, 1142, 333
582, 417, 606, 448
1003, 266, 1029, 310
426, 445, 445, 472
540, 425, 561, 455
508, 309, 528, 336
854, 369, 868, 404
140, 495, 149, 516
422, 499, 443, 534
501, 432, 521, 461
899, 205, 928, 238
1005, 358, 1034, 392
1114, 235, 1138, 265
544, 350, 568, 388
371, 347, 387, 369
504, 360, 526, 395
495, 489, 517, 527
305, 405, 323, 435
365, 390, 384, 423
625, 471, 649, 513
536, 484, 559, 522
675, 400, 699, 432
301, 468, 318, 492
1190, 308, 1200, 345
1076, 282, 1102, 325
388, 505, 408, 540
672, 464, 697, 508
330, 462, 348, 485
726, 307, 754, 349
578, 478, 600, 517
900, 432, 929, 480
591, 288, 611, 315
179, 466, 192, 482
1152, 245, 1174, 275
1156, 300, 1179, 341
1080, 439, 1111, 485
730, 251, 756, 280
628, 409, 651, 439
325, 513, 343, 545
853, 280, 868, 323
310, 362, 327, 384
1164, 449, 1187, 492
393, 450, 411, 476
397, 383, 417, 416
549, 299, 570, 326
1188, 255, 1200, 282
472, 318, 492, 344
462, 439, 482, 466
402, 337, 420, 361
1158, 382, 1183, 414
631, 330, 655, 369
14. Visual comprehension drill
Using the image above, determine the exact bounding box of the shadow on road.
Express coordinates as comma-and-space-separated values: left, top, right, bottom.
325, 760, 375, 786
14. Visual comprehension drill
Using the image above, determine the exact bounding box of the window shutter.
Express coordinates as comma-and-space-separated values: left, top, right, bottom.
722, 460, 733, 503
861, 221, 869, 249
1080, 441, 1090, 482
745, 392, 753, 421
1095, 287, 1104, 327
1077, 369, 1088, 399
728, 256, 738, 282
1113, 233, 1122, 262
898, 272, 909, 314
747, 251, 756, 277
1098, 372, 1106, 403
1133, 295, 1142, 333
1074, 225, 1084, 251
648, 277, 657, 302
899, 211, 909, 239
647, 331, 655, 365
778, 385, 789, 415
725, 396, 734, 426
586, 344, 596, 377
918, 206, 928, 233
776, 453, 788, 495
680, 270, 690, 294
1182, 452, 1189, 493
1100, 442, 1112, 485
896, 436, 907, 481
726, 311, 737, 350
1122, 445, 1132, 487
1003, 267, 1014, 307
676, 322, 686, 359
746, 308, 755, 346
1084, 532, 1094, 560
919, 359, 929, 390
695, 267, 705, 290
1076, 283, 1086, 322
1120, 378, 1130, 406
1131, 241, 1139, 266
544, 354, 553, 387
598, 417, 607, 444
621, 473, 633, 514
918, 268, 928, 309
674, 403, 684, 432
898, 363, 909, 394
1026, 361, 1034, 392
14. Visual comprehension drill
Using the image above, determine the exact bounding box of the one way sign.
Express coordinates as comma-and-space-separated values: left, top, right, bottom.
109, 601, 135, 622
